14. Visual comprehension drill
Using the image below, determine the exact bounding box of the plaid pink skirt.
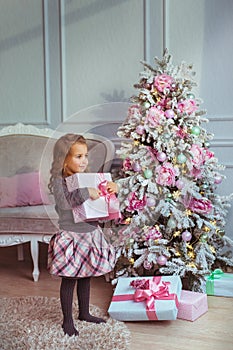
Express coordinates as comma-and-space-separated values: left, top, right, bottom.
47, 227, 116, 278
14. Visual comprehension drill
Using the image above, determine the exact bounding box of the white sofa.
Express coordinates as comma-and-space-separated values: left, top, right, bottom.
0, 123, 115, 281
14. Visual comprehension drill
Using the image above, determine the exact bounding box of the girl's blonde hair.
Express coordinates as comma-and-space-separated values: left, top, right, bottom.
48, 133, 87, 193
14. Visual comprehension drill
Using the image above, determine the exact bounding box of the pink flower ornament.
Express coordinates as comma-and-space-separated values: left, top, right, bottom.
190, 144, 205, 168
122, 158, 132, 171
204, 148, 214, 161
127, 192, 146, 212
184, 196, 213, 214
176, 126, 188, 139
130, 278, 150, 290
187, 144, 205, 178
154, 74, 174, 93
144, 227, 162, 241
156, 162, 177, 187
145, 106, 164, 128
178, 99, 197, 115
156, 97, 171, 109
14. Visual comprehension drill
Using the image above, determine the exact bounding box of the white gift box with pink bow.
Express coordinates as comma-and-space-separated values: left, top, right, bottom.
65, 173, 121, 223
108, 276, 182, 321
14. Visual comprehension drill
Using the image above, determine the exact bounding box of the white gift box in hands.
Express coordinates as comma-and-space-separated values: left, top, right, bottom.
65, 173, 112, 223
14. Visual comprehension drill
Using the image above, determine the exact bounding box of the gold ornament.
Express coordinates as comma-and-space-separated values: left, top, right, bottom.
210, 220, 216, 226
173, 191, 181, 199
203, 226, 210, 232
125, 218, 131, 224
186, 243, 193, 250
152, 89, 158, 97
172, 157, 177, 165
170, 142, 175, 148
175, 251, 181, 257
159, 187, 163, 194
173, 231, 181, 237
185, 209, 192, 216
129, 257, 135, 264
157, 126, 163, 133
134, 140, 140, 146
181, 169, 186, 175
188, 251, 195, 258
209, 246, 216, 254
187, 262, 196, 268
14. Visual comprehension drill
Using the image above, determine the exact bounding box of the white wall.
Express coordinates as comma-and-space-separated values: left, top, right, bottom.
0, 0, 232, 238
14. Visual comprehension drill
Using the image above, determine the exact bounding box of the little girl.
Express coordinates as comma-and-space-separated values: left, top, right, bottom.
47, 133, 118, 337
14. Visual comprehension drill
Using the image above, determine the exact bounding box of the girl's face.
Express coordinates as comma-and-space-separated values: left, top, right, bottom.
64, 142, 88, 175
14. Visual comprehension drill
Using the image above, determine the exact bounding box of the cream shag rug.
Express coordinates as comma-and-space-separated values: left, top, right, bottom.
0, 296, 131, 350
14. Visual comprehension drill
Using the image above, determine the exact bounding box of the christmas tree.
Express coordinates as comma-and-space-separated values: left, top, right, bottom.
113, 50, 233, 291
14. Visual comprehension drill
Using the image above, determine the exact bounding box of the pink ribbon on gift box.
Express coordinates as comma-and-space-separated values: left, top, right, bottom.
112, 276, 179, 320
98, 178, 121, 220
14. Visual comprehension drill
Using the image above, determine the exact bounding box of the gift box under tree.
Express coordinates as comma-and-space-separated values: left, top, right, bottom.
177, 290, 208, 321
65, 172, 121, 223
204, 269, 233, 297
108, 276, 182, 321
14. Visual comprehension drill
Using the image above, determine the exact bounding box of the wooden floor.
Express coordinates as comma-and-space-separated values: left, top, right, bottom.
0, 243, 233, 350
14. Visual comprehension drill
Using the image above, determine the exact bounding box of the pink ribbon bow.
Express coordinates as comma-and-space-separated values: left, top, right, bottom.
98, 180, 112, 200
133, 277, 174, 320
98, 179, 121, 220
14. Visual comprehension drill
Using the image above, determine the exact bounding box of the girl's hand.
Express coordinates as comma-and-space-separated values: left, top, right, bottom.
106, 181, 118, 194
88, 187, 101, 200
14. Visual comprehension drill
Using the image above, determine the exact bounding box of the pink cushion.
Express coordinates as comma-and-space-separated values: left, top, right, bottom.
0, 172, 50, 208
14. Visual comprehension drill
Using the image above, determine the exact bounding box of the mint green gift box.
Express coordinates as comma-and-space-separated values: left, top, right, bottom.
205, 269, 233, 297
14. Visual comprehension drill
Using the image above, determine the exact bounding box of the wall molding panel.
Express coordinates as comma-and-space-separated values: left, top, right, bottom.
43, 0, 63, 128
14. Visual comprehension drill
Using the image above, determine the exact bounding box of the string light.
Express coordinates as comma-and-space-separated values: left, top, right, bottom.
129, 258, 135, 264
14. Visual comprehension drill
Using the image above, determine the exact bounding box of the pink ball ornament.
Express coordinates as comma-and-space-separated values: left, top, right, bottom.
157, 255, 167, 266
176, 179, 185, 189
143, 260, 153, 270
165, 109, 175, 119
182, 230, 192, 242
146, 197, 156, 207
156, 151, 167, 162
214, 175, 222, 184
136, 125, 144, 135
133, 162, 141, 172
